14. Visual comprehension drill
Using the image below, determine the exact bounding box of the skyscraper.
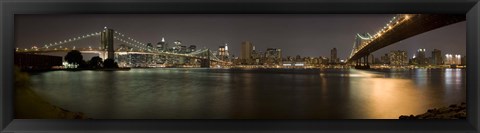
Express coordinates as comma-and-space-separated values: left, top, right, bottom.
416, 48, 428, 65
241, 41, 253, 64
330, 48, 338, 64
431, 49, 442, 65
218, 43, 230, 61
157, 37, 167, 52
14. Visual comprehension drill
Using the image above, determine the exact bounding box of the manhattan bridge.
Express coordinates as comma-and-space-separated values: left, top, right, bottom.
16, 27, 229, 68
347, 14, 465, 69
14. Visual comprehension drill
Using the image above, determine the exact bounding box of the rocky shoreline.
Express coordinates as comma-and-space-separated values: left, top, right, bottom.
399, 102, 466, 119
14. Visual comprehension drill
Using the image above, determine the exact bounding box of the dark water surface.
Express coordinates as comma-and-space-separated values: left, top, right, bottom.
28, 68, 466, 119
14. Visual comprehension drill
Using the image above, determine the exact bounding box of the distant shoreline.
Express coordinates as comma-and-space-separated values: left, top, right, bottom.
22, 67, 466, 74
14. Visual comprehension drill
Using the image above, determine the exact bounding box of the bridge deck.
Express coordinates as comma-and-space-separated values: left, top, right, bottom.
349, 14, 465, 62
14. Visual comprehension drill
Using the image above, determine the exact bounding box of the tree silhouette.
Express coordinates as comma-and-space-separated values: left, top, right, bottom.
88, 56, 103, 68
78, 60, 89, 68
64, 50, 84, 66
103, 58, 119, 68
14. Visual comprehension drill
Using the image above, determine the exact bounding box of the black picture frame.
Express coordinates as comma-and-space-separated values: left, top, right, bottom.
1, 0, 479, 132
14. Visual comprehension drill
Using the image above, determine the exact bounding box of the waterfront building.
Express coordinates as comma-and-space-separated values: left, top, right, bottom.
389, 50, 408, 66
295, 55, 302, 62
240, 41, 254, 64
286, 56, 294, 62
130, 54, 147, 67
330, 48, 339, 64
252, 50, 264, 65
444, 54, 462, 65
305, 57, 321, 67
282, 61, 294, 67
319, 56, 329, 65
415, 48, 428, 65
431, 49, 443, 65
264, 48, 282, 66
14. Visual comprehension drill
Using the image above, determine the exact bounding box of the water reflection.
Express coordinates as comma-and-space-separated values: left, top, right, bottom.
27, 68, 466, 119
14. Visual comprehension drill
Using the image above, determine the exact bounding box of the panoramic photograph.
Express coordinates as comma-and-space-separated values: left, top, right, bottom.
14, 14, 466, 119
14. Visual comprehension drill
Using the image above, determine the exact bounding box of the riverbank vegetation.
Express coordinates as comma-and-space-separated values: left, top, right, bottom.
64, 50, 119, 69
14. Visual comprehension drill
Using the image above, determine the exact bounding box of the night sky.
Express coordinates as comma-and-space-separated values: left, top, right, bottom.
15, 14, 466, 60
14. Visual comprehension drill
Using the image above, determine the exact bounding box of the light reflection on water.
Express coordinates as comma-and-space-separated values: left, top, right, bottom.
27, 68, 466, 119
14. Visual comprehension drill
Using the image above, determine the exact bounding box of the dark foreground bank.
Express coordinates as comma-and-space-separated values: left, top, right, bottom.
15, 67, 90, 119
399, 102, 466, 119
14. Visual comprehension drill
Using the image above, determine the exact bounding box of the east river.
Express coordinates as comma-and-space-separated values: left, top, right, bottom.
27, 68, 466, 119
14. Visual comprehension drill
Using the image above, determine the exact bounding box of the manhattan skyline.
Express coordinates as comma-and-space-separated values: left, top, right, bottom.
15, 14, 466, 59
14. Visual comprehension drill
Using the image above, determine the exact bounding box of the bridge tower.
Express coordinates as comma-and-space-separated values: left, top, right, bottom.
101, 27, 114, 60
200, 49, 211, 68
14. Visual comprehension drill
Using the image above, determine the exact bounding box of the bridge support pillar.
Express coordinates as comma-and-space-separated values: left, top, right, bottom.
200, 49, 211, 68
354, 55, 370, 69
101, 28, 115, 60
200, 59, 210, 68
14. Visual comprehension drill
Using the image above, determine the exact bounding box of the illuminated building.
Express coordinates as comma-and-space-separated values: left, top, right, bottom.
444, 54, 462, 65
389, 50, 408, 66
173, 40, 182, 53
218, 43, 230, 61
264, 48, 282, 66
157, 37, 168, 52
252, 49, 263, 65
415, 48, 428, 65
241, 41, 253, 64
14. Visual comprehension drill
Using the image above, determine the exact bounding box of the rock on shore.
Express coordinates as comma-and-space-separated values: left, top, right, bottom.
399, 103, 466, 119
